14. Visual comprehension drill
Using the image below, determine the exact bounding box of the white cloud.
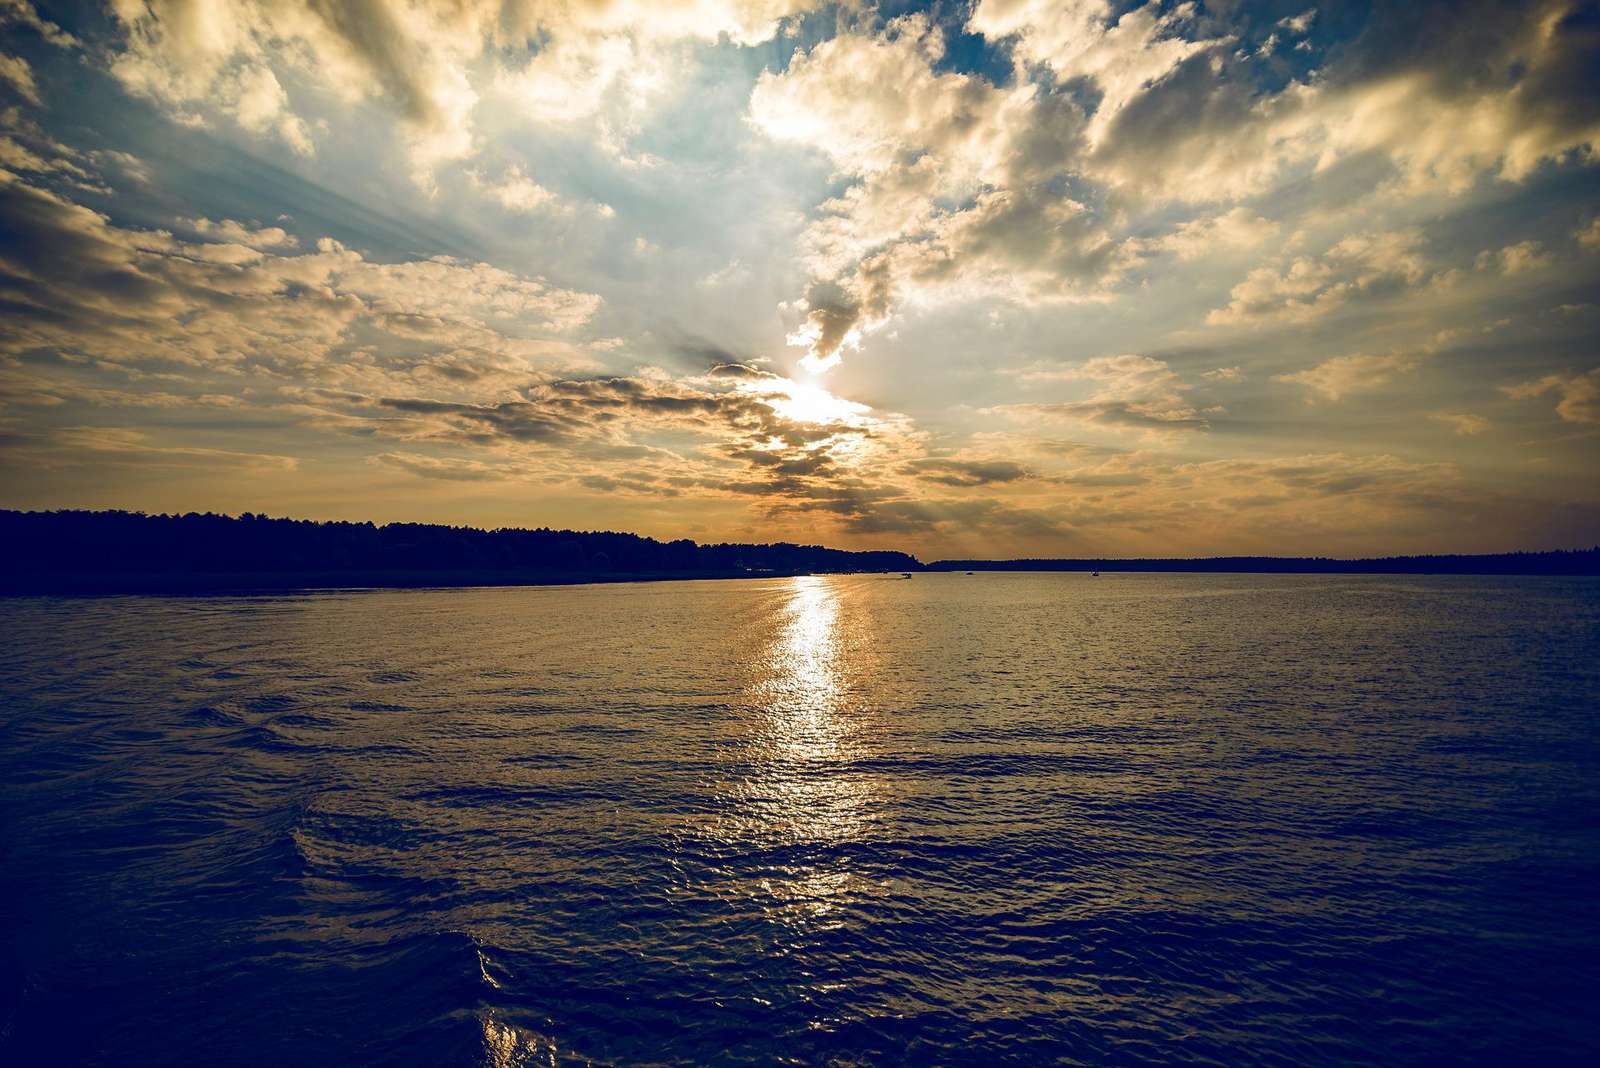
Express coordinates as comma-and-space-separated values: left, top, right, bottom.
970, 0, 1224, 145
750, 15, 1013, 190
184, 216, 298, 249
468, 164, 558, 213
104, 0, 821, 182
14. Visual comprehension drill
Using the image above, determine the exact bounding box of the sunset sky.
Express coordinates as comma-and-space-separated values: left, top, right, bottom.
0, 0, 1596, 558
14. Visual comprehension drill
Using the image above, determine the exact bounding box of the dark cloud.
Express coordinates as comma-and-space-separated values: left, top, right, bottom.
903, 457, 1030, 486
307, 0, 437, 124
798, 280, 866, 362
1006, 401, 1210, 432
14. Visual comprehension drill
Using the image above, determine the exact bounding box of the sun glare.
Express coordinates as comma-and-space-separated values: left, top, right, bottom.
762, 378, 871, 426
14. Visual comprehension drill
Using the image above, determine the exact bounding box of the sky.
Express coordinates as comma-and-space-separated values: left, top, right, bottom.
0, 0, 1596, 559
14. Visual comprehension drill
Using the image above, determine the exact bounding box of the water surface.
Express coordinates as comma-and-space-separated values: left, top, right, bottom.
2, 574, 1597, 1064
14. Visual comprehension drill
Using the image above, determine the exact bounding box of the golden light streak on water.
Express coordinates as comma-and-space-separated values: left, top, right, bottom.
738, 576, 878, 927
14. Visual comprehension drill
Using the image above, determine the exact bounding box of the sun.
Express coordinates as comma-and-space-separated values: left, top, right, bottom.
763, 378, 870, 426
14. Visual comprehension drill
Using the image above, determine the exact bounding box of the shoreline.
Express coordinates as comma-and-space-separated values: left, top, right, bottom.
4, 566, 1595, 597
0, 567, 828, 597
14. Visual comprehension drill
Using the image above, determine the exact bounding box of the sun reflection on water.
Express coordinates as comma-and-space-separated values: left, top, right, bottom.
723, 576, 879, 926
762, 574, 845, 748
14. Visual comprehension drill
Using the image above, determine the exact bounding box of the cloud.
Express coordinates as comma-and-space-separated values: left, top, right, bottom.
1477, 241, 1552, 275
47, 427, 298, 471
1276, 318, 1517, 402
103, 0, 820, 183
990, 354, 1206, 433
752, 14, 1126, 368
1577, 217, 1600, 252
1208, 230, 1432, 325
902, 458, 1030, 487
274, 367, 1095, 545
0, 52, 38, 105
0, 1, 75, 48
0, 131, 84, 179
1088, 0, 1600, 203
1502, 369, 1600, 424
705, 360, 778, 381
784, 280, 881, 373
1001, 401, 1209, 433
1429, 411, 1490, 436
468, 164, 558, 214
183, 217, 298, 249
0, 161, 1003, 543
106, 1, 464, 173
1151, 208, 1277, 262
1278, 10, 1318, 36
0, 102, 114, 189
751, 2, 1600, 373
0, 170, 599, 391
969, 0, 1225, 145
915, 437, 1532, 556
1275, 351, 1422, 402
372, 451, 511, 481
311, 371, 917, 522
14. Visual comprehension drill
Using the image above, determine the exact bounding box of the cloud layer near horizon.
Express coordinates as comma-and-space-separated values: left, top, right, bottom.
1, 0, 1596, 556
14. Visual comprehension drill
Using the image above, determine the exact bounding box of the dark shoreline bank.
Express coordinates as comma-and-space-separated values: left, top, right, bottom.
0, 567, 828, 597
6, 564, 1597, 597
2, 509, 1594, 594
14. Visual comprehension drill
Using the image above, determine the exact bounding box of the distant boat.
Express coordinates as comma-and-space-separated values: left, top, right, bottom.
965, 571, 973, 575
1091, 570, 1100, 577
901, 573, 913, 579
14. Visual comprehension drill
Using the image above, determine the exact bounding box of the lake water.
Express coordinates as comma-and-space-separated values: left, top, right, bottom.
1, 573, 1597, 1064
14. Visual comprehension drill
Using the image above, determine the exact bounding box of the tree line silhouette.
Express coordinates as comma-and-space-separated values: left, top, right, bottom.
0, 509, 919, 592
0, 509, 1594, 593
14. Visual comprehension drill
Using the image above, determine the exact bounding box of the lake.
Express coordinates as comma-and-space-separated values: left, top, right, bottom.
1, 573, 1597, 1064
